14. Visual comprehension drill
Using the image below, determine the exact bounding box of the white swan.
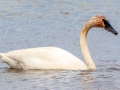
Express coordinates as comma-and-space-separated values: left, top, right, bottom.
0, 15, 118, 70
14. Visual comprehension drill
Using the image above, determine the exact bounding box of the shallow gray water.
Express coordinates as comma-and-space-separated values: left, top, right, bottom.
0, 0, 120, 90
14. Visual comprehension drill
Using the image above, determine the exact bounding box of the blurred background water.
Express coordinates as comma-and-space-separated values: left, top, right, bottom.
0, 0, 120, 90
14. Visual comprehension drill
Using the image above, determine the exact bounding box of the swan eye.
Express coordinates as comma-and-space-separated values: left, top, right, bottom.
97, 21, 103, 27
102, 19, 111, 27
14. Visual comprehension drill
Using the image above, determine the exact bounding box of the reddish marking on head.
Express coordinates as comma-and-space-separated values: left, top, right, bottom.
95, 15, 107, 20
91, 15, 107, 28
98, 21, 104, 27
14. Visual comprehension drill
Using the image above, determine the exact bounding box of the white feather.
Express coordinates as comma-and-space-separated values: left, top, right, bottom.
0, 47, 87, 70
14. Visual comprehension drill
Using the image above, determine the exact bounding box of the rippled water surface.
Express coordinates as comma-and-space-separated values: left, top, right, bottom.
0, 0, 120, 90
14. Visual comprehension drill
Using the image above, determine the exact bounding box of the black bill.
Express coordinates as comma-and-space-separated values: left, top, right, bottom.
102, 19, 118, 35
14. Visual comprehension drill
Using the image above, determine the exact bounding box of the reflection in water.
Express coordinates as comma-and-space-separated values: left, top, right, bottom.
79, 71, 95, 83
0, 68, 96, 90
0, 69, 104, 90
79, 71, 96, 90
0, 63, 120, 90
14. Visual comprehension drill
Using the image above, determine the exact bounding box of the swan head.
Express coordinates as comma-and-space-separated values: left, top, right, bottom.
90, 15, 118, 35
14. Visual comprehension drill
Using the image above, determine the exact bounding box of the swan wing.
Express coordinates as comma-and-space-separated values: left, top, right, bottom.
2, 47, 87, 70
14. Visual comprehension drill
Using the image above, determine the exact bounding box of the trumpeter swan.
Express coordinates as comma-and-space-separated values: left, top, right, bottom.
0, 15, 118, 70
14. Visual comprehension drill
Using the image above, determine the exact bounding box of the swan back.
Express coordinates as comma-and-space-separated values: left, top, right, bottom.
4, 47, 87, 70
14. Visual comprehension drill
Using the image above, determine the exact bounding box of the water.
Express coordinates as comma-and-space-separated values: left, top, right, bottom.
0, 0, 120, 90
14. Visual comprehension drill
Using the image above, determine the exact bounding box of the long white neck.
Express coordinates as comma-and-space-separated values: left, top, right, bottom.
80, 23, 96, 70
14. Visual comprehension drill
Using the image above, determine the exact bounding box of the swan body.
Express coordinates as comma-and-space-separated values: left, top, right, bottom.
0, 15, 118, 70
0, 47, 87, 70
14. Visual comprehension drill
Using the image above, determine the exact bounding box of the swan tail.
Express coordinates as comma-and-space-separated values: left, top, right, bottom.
0, 53, 5, 58
0, 53, 7, 63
